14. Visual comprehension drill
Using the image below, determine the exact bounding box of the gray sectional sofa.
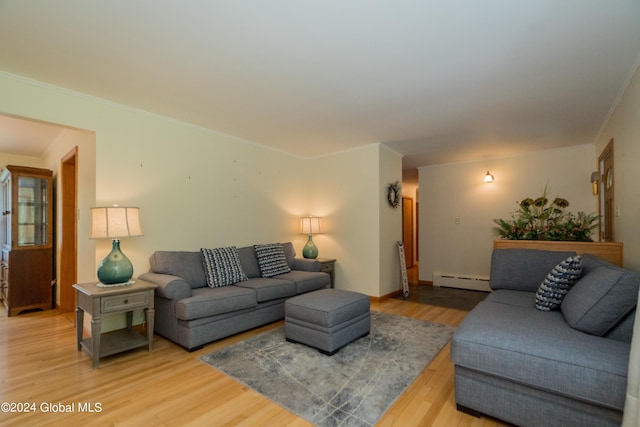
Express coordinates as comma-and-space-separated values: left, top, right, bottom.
451, 248, 639, 427
139, 242, 330, 351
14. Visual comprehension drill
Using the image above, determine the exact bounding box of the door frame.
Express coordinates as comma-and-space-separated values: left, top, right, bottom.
59, 147, 78, 312
598, 139, 614, 242
402, 196, 415, 268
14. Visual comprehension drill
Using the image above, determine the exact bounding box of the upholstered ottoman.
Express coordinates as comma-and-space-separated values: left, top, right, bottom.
284, 288, 370, 355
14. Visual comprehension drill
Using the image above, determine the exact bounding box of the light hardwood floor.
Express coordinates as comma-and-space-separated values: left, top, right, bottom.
0, 297, 506, 426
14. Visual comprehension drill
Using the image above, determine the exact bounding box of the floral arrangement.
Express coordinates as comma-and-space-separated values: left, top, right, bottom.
493, 186, 599, 241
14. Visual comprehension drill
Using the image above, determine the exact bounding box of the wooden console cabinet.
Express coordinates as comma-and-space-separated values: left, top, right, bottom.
493, 239, 623, 267
0, 165, 54, 316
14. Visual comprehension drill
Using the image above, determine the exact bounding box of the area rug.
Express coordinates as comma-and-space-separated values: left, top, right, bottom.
200, 311, 455, 427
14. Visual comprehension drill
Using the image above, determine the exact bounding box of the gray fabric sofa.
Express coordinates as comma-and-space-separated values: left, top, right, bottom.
139, 242, 330, 351
451, 248, 639, 427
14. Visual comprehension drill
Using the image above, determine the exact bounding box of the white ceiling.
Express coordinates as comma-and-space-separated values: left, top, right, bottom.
0, 1, 639, 172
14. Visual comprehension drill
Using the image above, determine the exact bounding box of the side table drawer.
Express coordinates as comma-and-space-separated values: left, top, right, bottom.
317, 259, 336, 288
320, 264, 333, 273
101, 292, 149, 313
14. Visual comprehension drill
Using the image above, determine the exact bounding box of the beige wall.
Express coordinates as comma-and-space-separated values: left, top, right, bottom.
0, 152, 44, 169
418, 144, 598, 282
416, 63, 640, 280
596, 64, 640, 271
2, 62, 636, 318
378, 145, 403, 296
3, 62, 635, 310
0, 70, 401, 325
303, 144, 402, 297
0, 72, 308, 279
0, 125, 96, 306
40, 128, 97, 303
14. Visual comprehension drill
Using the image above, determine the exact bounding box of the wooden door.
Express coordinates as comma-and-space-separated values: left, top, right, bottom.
59, 147, 78, 312
416, 201, 419, 262
599, 140, 614, 242
402, 197, 414, 268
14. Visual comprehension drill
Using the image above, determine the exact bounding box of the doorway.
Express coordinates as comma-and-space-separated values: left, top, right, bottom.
599, 140, 614, 242
59, 147, 78, 312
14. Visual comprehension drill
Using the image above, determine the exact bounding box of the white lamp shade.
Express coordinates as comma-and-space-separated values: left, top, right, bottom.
90, 206, 143, 239
300, 217, 322, 235
484, 171, 494, 183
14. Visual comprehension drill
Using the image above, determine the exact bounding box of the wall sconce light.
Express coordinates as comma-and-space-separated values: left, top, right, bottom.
300, 216, 322, 259
591, 172, 599, 195
484, 171, 494, 183
90, 205, 143, 285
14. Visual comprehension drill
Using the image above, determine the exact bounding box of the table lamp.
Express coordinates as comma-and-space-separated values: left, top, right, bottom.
90, 205, 143, 284
300, 216, 322, 259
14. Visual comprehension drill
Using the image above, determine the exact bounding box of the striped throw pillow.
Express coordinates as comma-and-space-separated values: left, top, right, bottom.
201, 246, 248, 287
254, 243, 291, 278
535, 255, 583, 311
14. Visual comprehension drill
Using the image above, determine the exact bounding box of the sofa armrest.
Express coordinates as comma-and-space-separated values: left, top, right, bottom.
138, 272, 192, 301
293, 258, 321, 272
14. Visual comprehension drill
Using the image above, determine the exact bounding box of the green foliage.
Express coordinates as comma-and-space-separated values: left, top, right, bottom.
493, 186, 599, 242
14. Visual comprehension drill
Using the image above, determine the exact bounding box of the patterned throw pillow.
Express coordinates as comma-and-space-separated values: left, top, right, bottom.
535, 255, 583, 311
254, 243, 291, 278
201, 247, 248, 288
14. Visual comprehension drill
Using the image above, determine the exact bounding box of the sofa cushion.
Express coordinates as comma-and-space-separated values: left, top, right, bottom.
201, 247, 248, 288
562, 261, 640, 336
275, 270, 330, 294
485, 289, 536, 308
580, 253, 615, 276
535, 255, 583, 311
235, 277, 296, 302
254, 243, 292, 277
149, 251, 206, 289
605, 310, 636, 342
282, 242, 296, 268
175, 286, 257, 321
451, 299, 630, 411
237, 246, 261, 278
490, 249, 576, 292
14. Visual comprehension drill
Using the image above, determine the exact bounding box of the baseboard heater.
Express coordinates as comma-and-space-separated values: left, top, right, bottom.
433, 273, 491, 292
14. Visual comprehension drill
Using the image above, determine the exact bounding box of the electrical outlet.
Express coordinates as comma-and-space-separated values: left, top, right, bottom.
455, 217, 461, 225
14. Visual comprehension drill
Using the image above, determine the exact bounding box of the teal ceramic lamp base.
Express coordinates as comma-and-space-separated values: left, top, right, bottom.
97, 239, 134, 284
302, 235, 318, 259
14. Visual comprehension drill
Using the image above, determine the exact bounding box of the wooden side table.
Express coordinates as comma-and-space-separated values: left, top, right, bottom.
73, 279, 157, 369
317, 258, 337, 288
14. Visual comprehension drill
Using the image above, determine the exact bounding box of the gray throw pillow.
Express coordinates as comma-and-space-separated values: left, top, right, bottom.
254, 243, 291, 278
561, 263, 640, 336
201, 246, 248, 288
535, 255, 583, 311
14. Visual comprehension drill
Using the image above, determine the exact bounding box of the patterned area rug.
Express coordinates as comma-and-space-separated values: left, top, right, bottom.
200, 311, 455, 427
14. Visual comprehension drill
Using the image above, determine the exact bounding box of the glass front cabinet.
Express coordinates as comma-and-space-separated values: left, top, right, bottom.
0, 165, 54, 316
